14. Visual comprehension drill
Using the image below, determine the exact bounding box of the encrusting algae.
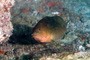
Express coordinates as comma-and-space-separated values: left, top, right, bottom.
32, 16, 67, 42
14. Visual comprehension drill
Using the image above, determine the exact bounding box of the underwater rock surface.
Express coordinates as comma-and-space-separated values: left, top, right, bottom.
0, 0, 14, 42
0, 0, 90, 60
40, 51, 90, 60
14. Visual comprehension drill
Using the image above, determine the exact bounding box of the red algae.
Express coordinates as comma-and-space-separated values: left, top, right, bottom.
60, 13, 63, 16
37, 6, 45, 12
22, 9, 30, 13
82, 36, 86, 40
42, 1, 47, 5
47, 2, 57, 8
59, 2, 63, 5
0, 51, 5, 54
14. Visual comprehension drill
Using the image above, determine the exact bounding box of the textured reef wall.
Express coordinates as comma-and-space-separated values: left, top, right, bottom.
0, 0, 90, 60
0, 0, 14, 42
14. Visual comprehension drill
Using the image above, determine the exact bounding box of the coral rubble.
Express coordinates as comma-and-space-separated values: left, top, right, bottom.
40, 52, 90, 60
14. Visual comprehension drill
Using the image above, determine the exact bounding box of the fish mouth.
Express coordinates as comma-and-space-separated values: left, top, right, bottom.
31, 33, 36, 36
32, 33, 43, 41
31, 33, 51, 42
32, 33, 49, 42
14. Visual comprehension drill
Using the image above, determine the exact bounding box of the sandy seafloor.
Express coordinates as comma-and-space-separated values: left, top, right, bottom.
0, 0, 90, 60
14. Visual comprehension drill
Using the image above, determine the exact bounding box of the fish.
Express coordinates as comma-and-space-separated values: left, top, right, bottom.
32, 16, 67, 43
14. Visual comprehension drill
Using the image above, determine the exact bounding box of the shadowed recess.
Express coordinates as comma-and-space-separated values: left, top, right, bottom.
8, 23, 39, 45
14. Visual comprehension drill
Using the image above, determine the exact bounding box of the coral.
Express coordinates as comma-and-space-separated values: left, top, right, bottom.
0, 0, 14, 42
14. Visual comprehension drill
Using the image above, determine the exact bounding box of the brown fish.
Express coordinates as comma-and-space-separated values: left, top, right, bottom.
32, 16, 67, 42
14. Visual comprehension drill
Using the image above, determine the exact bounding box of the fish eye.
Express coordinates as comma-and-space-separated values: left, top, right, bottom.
38, 28, 41, 31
